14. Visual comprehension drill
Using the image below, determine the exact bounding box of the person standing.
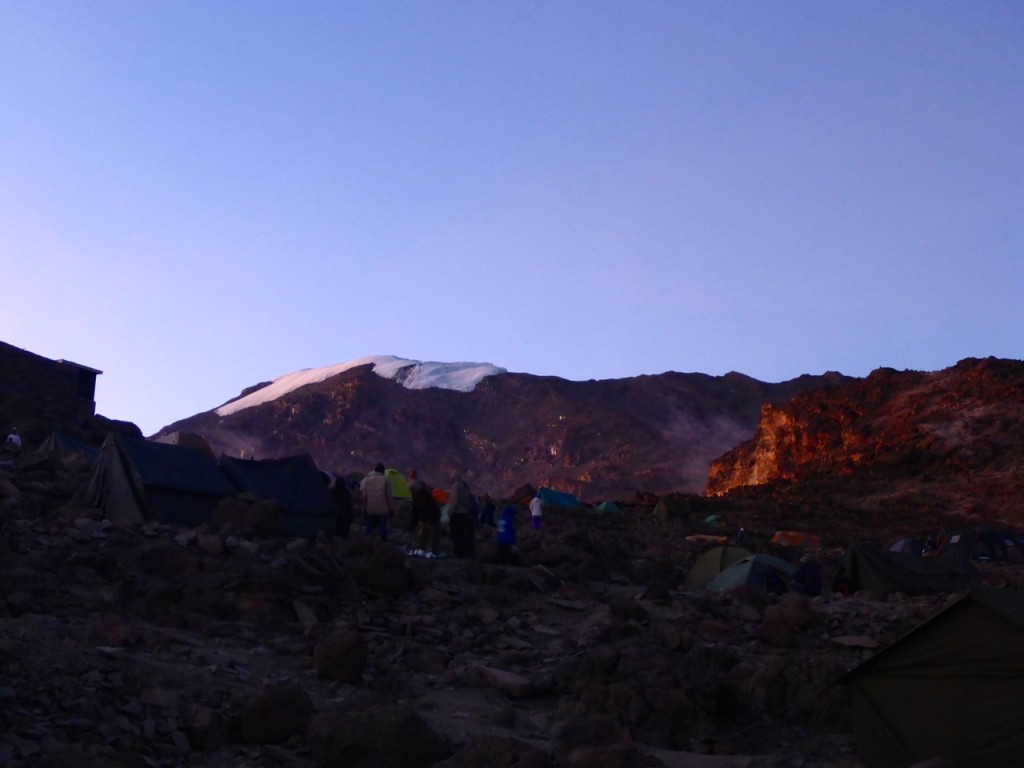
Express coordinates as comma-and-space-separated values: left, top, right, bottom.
408, 472, 443, 558
323, 471, 353, 540
5, 427, 22, 453
447, 472, 476, 558
529, 494, 544, 530
494, 505, 521, 565
359, 463, 393, 543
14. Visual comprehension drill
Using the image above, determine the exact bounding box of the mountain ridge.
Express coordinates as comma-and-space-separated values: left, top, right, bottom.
156, 358, 852, 500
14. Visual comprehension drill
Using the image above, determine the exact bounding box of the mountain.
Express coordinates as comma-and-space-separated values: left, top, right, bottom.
707, 357, 1024, 526
154, 355, 850, 500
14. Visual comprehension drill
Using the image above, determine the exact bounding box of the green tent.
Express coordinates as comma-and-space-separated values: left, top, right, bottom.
705, 554, 795, 593
219, 454, 339, 538
842, 586, 1024, 768
832, 543, 978, 596
595, 501, 622, 514
684, 545, 752, 589
86, 434, 237, 527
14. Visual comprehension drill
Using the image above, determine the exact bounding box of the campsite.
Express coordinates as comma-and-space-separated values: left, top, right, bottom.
4, 434, 1024, 768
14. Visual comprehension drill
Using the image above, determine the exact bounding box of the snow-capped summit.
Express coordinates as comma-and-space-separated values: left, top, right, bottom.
215, 355, 506, 418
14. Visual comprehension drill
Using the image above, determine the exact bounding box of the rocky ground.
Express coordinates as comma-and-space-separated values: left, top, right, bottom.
0, 458, 996, 768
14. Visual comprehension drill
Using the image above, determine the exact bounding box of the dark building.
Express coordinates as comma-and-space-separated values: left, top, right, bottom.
0, 340, 102, 431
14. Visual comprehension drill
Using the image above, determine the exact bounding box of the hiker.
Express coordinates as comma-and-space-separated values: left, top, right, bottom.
359, 463, 393, 543
408, 473, 443, 559
478, 492, 497, 528
447, 472, 476, 558
494, 504, 520, 564
765, 570, 787, 595
791, 554, 823, 597
323, 471, 353, 539
5, 427, 21, 453
529, 494, 544, 530
407, 469, 423, 533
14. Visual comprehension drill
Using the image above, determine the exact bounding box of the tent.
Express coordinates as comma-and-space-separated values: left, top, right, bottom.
595, 501, 622, 514
86, 434, 237, 527
21, 430, 99, 471
537, 486, 580, 508
935, 527, 1023, 565
219, 454, 339, 538
684, 545, 752, 589
770, 530, 822, 551
887, 537, 926, 557
153, 431, 216, 459
842, 586, 1024, 768
384, 468, 412, 500
832, 543, 978, 596
705, 554, 796, 593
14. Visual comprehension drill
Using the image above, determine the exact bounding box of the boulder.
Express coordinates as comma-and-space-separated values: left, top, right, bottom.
238, 682, 313, 744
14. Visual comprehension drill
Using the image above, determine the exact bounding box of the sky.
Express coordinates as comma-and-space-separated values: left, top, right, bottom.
2, 2, 1021, 436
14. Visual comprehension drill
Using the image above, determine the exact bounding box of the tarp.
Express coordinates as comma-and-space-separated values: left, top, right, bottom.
87, 434, 237, 527
842, 586, 1024, 768
384, 468, 412, 500
832, 543, 979, 596
219, 454, 339, 538
537, 486, 579, 508
705, 554, 796, 593
684, 545, 752, 589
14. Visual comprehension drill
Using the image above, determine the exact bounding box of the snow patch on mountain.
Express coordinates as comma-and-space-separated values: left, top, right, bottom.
215, 355, 506, 417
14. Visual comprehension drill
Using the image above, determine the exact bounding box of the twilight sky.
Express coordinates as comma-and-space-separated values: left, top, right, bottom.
2, 2, 1021, 436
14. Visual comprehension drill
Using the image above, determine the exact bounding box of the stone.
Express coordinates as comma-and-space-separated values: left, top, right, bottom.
238, 683, 313, 744
313, 627, 368, 683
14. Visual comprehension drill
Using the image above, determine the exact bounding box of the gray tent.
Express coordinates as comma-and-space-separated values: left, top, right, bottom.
684, 545, 752, 589
86, 434, 237, 527
705, 554, 795, 593
842, 586, 1024, 768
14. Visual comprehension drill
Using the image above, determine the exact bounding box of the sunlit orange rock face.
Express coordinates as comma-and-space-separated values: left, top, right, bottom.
707, 357, 1024, 525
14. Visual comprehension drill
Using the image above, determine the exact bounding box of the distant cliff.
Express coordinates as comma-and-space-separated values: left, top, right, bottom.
707, 357, 1024, 522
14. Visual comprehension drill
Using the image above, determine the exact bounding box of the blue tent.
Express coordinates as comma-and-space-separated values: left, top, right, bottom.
537, 486, 580, 509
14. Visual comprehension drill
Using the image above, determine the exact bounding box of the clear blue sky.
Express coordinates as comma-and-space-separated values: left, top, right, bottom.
2, 2, 1021, 436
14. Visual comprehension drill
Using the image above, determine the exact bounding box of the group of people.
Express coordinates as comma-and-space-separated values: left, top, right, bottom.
344, 463, 547, 562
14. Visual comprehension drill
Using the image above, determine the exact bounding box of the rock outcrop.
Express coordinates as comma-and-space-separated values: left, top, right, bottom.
707, 358, 1024, 524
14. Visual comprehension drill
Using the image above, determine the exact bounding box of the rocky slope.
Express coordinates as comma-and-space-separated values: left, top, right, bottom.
5, 449, 1001, 768
707, 357, 1024, 527
155, 362, 849, 501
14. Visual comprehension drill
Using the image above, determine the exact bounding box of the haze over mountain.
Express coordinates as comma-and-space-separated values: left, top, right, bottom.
155, 356, 850, 500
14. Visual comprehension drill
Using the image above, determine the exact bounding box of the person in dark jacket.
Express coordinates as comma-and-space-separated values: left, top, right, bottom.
447, 473, 475, 558
322, 471, 353, 539
407, 471, 443, 558
791, 555, 823, 597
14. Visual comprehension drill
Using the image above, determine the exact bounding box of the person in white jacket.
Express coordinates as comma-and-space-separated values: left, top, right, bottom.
529, 495, 544, 530
359, 463, 393, 542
